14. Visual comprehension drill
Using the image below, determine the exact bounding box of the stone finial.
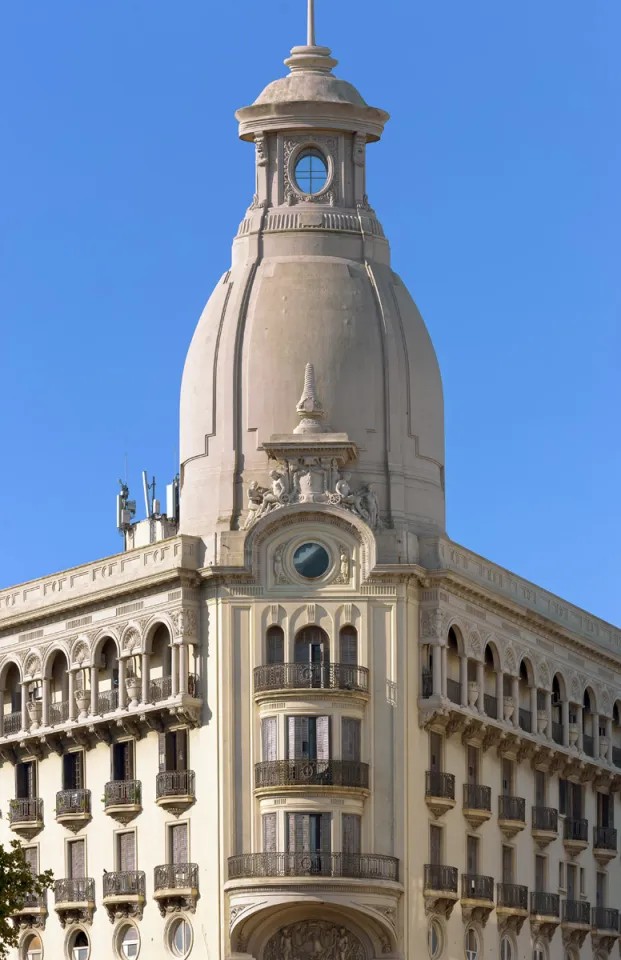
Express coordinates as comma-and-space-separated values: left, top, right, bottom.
294, 363, 332, 434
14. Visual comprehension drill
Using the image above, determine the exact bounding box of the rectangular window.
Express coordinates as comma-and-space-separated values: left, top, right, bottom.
340, 628, 358, 665
23, 847, 38, 875
287, 716, 330, 760
597, 872, 606, 907
535, 855, 546, 892
558, 861, 565, 891
16, 761, 36, 799
262, 813, 277, 853
559, 778, 568, 816
579, 867, 585, 897
502, 759, 514, 796
570, 782, 583, 819
466, 835, 479, 875
429, 732, 442, 773
68, 839, 85, 879
63, 752, 84, 791
157, 730, 188, 773
502, 846, 514, 884
566, 863, 576, 900
116, 831, 136, 873
112, 741, 134, 781
267, 629, 284, 665
467, 746, 478, 785
535, 770, 546, 807
287, 813, 331, 854
342, 814, 361, 855
261, 717, 278, 762
597, 792, 612, 828
342, 718, 361, 763
169, 823, 188, 864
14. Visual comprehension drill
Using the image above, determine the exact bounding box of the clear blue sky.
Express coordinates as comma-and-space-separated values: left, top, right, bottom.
1, 1, 619, 624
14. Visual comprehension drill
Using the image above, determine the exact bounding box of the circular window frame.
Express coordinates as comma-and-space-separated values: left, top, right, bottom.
114, 921, 141, 960
288, 142, 334, 200
286, 537, 337, 585
165, 914, 194, 959
292, 541, 332, 581
427, 918, 444, 960
20, 932, 43, 960
65, 927, 91, 960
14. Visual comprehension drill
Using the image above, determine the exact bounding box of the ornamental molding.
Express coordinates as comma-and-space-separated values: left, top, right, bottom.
283, 134, 340, 206
170, 608, 197, 640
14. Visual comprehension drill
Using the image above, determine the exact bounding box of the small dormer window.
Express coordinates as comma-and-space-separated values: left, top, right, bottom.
294, 148, 328, 194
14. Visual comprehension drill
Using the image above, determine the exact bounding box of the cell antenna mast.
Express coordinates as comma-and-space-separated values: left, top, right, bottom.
142, 471, 155, 519
307, 0, 315, 45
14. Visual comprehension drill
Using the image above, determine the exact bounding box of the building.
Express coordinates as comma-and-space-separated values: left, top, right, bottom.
2, 11, 620, 960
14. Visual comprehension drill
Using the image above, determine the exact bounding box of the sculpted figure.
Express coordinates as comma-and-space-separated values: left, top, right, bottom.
339, 549, 350, 582
337, 928, 349, 960
273, 544, 286, 582
361, 483, 379, 529
335, 471, 351, 498
269, 469, 288, 500
280, 928, 293, 960
243, 481, 268, 529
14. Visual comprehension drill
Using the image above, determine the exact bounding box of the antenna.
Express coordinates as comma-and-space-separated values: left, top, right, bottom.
142, 471, 151, 519
307, 0, 315, 45
166, 474, 180, 524
116, 479, 136, 533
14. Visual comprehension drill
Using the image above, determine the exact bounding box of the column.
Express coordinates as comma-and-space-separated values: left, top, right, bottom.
511, 676, 519, 729
593, 712, 600, 761
90, 665, 99, 715
496, 669, 503, 718
179, 644, 188, 696
0, 690, 4, 737
118, 657, 127, 710
68, 669, 76, 721
432, 642, 442, 697
606, 718, 613, 763
441, 645, 448, 699
171, 645, 179, 697
21, 681, 29, 732
575, 704, 583, 752
562, 699, 570, 747
42, 677, 50, 727
530, 685, 538, 731
460, 656, 468, 707
476, 661, 484, 713
545, 691, 553, 741
141, 653, 150, 704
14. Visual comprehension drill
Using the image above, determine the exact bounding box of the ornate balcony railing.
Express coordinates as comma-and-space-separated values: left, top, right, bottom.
564, 818, 588, 843
421, 669, 433, 698
54, 878, 95, 904
56, 789, 91, 817
103, 871, 145, 898
9, 798, 43, 824
156, 770, 196, 799
446, 678, 461, 704
104, 780, 141, 807
583, 734, 594, 758
594, 826, 617, 851
483, 694, 498, 719
499, 795, 526, 822
463, 783, 491, 811
424, 863, 458, 893
531, 892, 560, 918
497, 883, 528, 911
592, 907, 619, 932
519, 708, 532, 732
426, 771, 455, 800
49, 701, 69, 725
154, 863, 199, 891
532, 806, 558, 833
254, 663, 369, 695
228, 853, 399, 882
15, 890, 47, 911
552, 721, 563, 745
97, 689, 119, 714
150, 676, 172, 701
462, 874, 493, 902
4, 711, 21, 735
255, 760, 369, 790
563, 899, 591, 926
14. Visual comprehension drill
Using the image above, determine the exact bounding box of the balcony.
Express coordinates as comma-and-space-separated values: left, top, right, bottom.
253, 663, 369, 698
55, 789, 91, 833
593, 826, 617, 865
530, 892, 560, 940
461, 874, 494, 925
519, 708, 532, 733
483, 694, 498, 719
102, 870, 146, 922
54, 878, 95, 928
563, 817, 588, 856
462, 783, 492, 828
425, 771, 456, 818
228, 853, 399, 882
49, 701, 69, 726
104, 780, 142, 825
592, 907, 619, 934
551, 721, 564, 745
97, 689, 119, 715
10, 891, 47, 931
255, 760, 369, 795
423, 863, 459, 917
497, 883, 528, 932
498, 795, 526, 838
153, 863, 199, 917
156, 770, 196, 816
9, 798, 43, 840
4, 711, 21, 736
446, 678, 461, 705
562, 900, 591, 948
531, 806, 558, 846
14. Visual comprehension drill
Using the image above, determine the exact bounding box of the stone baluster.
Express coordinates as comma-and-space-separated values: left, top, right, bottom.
441, 645, 448, 699
432, 642, 442, 697
530, 685, 538, 729
21, 681, 30, 732
178, 644, 188, 696
593, 711, 600, 760
476, 661, 484, 713
495, 669, 503, 713
171, 645, 179, 698
575, 704, 583, 752
545, 690, 553, 741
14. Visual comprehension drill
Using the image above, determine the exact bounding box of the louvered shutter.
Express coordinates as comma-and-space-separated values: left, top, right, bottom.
75, 753, 83, 790
171, 823, 188, 864
294, 635, 309, 663
261, 717, 277, 762
118, 832, 136, 872
176, 729, 188, 771
316, 716, 330, 761
125, 742, 134, 781
267, 628, 284, 664
340, 628, 358, 665
262, 814, 277, 853
70, 840, 85, 879
342, 814, 361, 854
429, 824, 442, 865
287, 813, 298, 852
288, 716, 309, 760
158, 732, 167, 773
341, 718, 360, 762
23, 847, 38, 874
320, 813, 332, 853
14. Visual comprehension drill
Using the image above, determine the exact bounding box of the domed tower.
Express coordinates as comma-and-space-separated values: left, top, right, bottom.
179, 13, 445, 561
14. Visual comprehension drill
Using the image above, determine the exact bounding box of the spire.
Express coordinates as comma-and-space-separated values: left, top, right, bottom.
307, 0, 315, 46
284, 0, 337, 75
294, 363, 332, 434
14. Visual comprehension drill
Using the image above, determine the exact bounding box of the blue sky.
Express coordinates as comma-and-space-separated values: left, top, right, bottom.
0, 1, 619, 624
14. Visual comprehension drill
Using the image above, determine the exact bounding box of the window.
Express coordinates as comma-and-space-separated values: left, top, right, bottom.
535, 770, 546, 807
502, 846, 514, 884
158, 729, 187, 773
294, 627, 329, 668
261, 717, 278, 762
558, 861, 566, 891
262, 813, 277, 853
169, 918, 192, 958
501, 759, 514, 795
292, 542, 330, 579
266, 626, 284, 664
68, 839, 86, 879
23, 846, 38, 875
464, 927, 479, 960
63, 752, 84, 790
116, 832, 136, 873
535, 855, 546, 892
429, 732, 443, 773
23, 935, 42, 960
428, 919, 443, 959
287, 716, 330, 760
169, 823, 188, 864
339, 627, 358, 665
579, 867, 585, 896
597, 791, 613, 828
500, 936, 513, 960
112, 741, 134, 781
287, 812, 331, 854
429, 824, 442, 865
293, 148, 328, 195
532, 942, 546, 960
466, 835, 479, 875
342, 718, 361, 762
596, 872, 606, 907
566, 864, 576, 900
467, 746, 479, 784
118, 924, 139, 959
70, 930, 89, 960
342, 814, 361, 855
559, 778, 568, 816
16, 761, 36, 799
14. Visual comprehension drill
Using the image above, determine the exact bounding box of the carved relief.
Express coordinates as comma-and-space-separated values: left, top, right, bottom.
283, 135, 339, 206
600, 688, 612, 718
255, 134, 268, 166
121, 628, 141, 656
22, 652, 42, 680
469, 632, 483, 660
264, 922, 365, 960
504, 647, 517, 676
273, 544, 290, 584
334, 545, 350, 584
537, 659, 551, 691
71, 640, 91, 667
353, 133, 366, 166
421, 609, 443, 641
570, 674, 581, 704
170, 609, 197, 639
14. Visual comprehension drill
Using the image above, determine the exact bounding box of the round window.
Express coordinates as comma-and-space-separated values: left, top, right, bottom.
292, 542, 330, 579
169, 919, 192, 958
23, 935, 42, 960
119, 924, 140, 959
70, 931, 90, 960
428, 920, 443, 959
465, 928, 479, 960
294, 148, 328, 195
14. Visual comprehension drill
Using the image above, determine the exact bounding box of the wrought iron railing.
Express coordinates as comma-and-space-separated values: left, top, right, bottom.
483, 694, 498, 719
532, 806, 558, 833
154, 863, 199, 890
156, 770, 196, 799
228, 853, 399, 882
56, 789, 91, 817
424, 863, 458, 893
103, 871, 145, 898
4, 711, 21, 735
97, 689, 119, 714
552, 721, 563, 745
49, 701, 69, 725
187, 673, 199, 697
564, 818, 588, 843
9, 798, 43, 823
254, 663, 369, 694
519, 708, 532, 732
447, 678, 461, 704
14, 890, 47, 911
497, 883, 528, 910
583, 734, 594, 757
104, 780, 141, 807
463, 783, 491, 811
593, 826, 617, 851
563, 899, 590, 925
421, 668, 433, 698
426, 771, 455, 800
531, 892, 560, 918
150, 676, 172, 702
592, 907, 619, 932
255, 760, 369, 790
462, 874, 493, 901
499, 795, 526, 822
54, 878, 95, 904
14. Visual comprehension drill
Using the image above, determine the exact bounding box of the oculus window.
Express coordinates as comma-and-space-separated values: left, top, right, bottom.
294, 148, 328, 195
293, 543, 330, 580
169, 919, 192, 958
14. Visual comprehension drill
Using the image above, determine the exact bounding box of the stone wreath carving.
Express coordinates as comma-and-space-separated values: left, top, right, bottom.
244, 462, 380, 531
264, 921, 364, 960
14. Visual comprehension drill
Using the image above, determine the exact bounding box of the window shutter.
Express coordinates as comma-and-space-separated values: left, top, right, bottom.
429, 824, 441, 865
70, 840, 85, 879
559, 779, 567, 816
340, 628, 358, 665
267, 627, 284, 665
26, 762, 36, 799
16, 763, 26, 799
315, 716, 330, 761
171, 823, 188, 864
288, 813, 304, 852
341, 718, 360, 762
261, 717, 278, 762
502, 846, 513, 884
176, 729, 188, 771
319, 813, 332, 853
288, 716, 309, 760
158, 733, 167, 773
23, 847, 38, 874
342, 814, 361, 855
75, 753, 83, 790
262, 814, 277, 853
118, 832, 136, 872
125, 742, 134, 781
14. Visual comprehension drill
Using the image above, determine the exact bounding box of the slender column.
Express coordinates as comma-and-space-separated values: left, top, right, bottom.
545, 690, 553, 741
171, 645, 179, 697
141, 653, 150, 704
460, 656, 468, 707
496, 670, 503, 717
0, 690, 4, 737
562, 699, 570, 747
42, 677, 50, 727
606, 718, 613, 763
530, 685, 538, 729
575, 704, 583, 751
179, 644, 188, 696
511, 676, 519, 728
68, 669, 76, 721
118, 657, 127, 709
432, 643, 442, 697
90, 665, 99, 715
441, 645, 448, 698
21, 681, 29, 732
476, 661, 484, 713
593, 712, 600, 761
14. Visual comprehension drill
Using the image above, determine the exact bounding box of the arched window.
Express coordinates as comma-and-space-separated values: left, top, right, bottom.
339, 626, 358, 666
118, 924, 140, 959
70, 930, 90, 960
22, 935, 42, 960
532, 941, 546, 960
169, 918, 192, 958
294, 627, 329, 665
500, 936, 513, 960
465, 927, 479, 960
428, 919, 443, 959
266, 626, 284, 665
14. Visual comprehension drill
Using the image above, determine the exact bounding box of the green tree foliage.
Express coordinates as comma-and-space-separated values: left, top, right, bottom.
0, 841, 53, 959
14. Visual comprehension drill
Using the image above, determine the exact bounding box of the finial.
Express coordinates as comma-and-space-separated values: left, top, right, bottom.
284, 0, 337, 75
307, 0, 315, 46
294, 363, 332, 434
